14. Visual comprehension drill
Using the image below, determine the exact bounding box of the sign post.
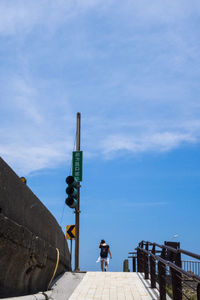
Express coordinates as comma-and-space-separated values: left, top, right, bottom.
75, 113, 81, 271
65, 113, 82, 271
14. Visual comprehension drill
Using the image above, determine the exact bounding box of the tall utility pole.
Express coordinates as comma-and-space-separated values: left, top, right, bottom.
75, 112, 81, 271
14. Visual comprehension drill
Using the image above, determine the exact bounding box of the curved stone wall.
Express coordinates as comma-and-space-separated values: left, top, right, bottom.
0, 157, 71, 298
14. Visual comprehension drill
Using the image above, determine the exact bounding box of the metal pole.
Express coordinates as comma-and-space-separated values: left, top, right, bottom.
70, 239, 72, 268
75, 112, 81, 271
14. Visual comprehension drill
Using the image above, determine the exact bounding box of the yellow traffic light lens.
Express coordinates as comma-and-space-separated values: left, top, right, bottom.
20, 177, 27, 184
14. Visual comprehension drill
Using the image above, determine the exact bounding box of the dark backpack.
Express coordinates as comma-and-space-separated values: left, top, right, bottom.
100, 245, 109, 258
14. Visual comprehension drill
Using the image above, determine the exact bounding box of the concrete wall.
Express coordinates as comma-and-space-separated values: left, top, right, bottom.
0, 157, 71, 298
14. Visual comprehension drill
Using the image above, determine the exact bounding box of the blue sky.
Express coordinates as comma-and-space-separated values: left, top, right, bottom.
0, 0, 200, 271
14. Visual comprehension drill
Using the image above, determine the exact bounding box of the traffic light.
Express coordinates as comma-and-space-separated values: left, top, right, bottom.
20, 177, 27, 184
65, 176, 78, 208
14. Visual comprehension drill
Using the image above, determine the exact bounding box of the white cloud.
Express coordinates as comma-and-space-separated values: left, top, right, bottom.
0, 0, 200, 174
2, 74, 200, 174
0, 0, 199, 36
0, 139, 74, 175
0, 1, 40, 35
0, 0, 113, 35
0, 75, 75, 174
12, 77, 43, 124
101, 131, 197, 158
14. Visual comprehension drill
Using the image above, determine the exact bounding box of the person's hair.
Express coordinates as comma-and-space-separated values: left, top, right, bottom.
101, 239, 105, 244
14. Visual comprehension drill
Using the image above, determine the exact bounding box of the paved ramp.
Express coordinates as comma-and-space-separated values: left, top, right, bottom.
68, 272, 159, 300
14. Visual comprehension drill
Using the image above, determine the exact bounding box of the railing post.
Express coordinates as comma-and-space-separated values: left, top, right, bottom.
142, 241, 145, 273
132, 257, 136, 272
144, 242, 149, 279
137, 241, 144, 273
141, 241, 145, 273
150, 244, 156, 288
158, 248, 166, 300
123, 259, 130, 272
137, 246, 141, 272
171, 251, 182, 300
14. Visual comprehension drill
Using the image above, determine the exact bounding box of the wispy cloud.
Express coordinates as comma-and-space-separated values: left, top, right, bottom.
101, 132, 197, 158
0, 1, 200, 174
124, 201, 168, 207
0, 75, 74, 174
0, 0, 113, 36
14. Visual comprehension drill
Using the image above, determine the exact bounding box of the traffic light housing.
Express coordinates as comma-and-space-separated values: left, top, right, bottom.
65, 176, 78, 208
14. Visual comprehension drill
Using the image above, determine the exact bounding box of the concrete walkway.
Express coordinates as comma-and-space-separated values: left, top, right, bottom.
5, 272, 161, 300
68, 272, 160, 300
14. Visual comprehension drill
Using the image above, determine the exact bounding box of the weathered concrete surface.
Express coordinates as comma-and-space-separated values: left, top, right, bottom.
4, 272, 85, 300
0, 157, 71, 298
50, 272, 86, 300
3, 291, 53, 300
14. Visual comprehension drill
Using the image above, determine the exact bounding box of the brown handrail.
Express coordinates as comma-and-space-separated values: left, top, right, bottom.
129, 241, 200, 300
137, 246, 200, 282
144, 240, 200, 259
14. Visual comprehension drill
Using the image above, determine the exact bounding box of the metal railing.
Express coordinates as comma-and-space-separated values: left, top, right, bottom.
182, 260, 200, 277
128, 241, 200, 300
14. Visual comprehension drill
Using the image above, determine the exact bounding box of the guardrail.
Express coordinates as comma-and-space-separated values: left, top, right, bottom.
128, 241, 200, 300
182, 260, 200, 277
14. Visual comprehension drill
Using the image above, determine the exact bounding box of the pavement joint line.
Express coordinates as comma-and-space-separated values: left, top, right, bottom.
67, 272, 160, 300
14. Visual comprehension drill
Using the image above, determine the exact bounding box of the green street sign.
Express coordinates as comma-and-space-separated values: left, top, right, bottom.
72, 151, 83, 182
